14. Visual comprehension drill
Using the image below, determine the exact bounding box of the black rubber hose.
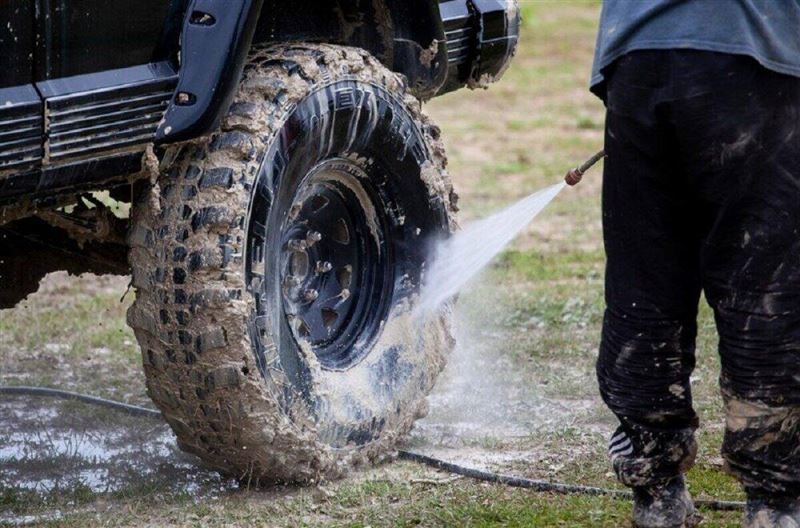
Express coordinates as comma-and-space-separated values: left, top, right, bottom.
0, 385, 745, 511
0, 385, 161, 418
398, 450, 630, 498
397, 450, 745, 512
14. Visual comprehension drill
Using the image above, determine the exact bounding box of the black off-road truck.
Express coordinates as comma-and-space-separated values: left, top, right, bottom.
0, 0, 519, 482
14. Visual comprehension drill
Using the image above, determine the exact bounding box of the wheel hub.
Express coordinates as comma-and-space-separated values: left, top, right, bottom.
278, 162, 390, 370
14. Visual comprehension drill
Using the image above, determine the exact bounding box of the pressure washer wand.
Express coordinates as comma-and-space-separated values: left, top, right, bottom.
564, 149, 606, 186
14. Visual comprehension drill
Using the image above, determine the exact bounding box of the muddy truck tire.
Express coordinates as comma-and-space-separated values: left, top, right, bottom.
127, 44, 458, 483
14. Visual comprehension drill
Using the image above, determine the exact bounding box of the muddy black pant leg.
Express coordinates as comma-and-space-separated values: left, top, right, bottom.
682, 63, 800, 500
598, 54, 703, 488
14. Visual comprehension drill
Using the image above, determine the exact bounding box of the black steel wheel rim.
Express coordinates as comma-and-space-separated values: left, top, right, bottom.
276, 160, 392, 370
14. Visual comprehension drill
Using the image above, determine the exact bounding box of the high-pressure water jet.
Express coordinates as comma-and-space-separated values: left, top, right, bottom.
418, 150, 605, 314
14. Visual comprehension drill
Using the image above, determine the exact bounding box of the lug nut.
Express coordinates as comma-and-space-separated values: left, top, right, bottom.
306, 230, 322, 246
288, 239, 307, 251
316, 261, 332, 273
303, 289, 319, 301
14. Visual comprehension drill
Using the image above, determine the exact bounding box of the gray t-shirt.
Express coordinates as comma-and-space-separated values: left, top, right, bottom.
591, 0, 800, 97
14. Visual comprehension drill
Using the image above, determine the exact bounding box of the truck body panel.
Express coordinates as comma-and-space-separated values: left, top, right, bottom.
0, 0, 519, 206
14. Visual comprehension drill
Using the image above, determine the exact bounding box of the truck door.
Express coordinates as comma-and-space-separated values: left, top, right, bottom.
0, 2, 44, 179
35, 0, 180, 80
34, 0, 181, 168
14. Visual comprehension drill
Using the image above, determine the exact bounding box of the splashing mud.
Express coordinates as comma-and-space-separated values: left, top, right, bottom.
418, 182, 565, 314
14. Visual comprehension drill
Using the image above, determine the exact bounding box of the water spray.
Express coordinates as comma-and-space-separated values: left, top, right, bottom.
418, 149, 606, 315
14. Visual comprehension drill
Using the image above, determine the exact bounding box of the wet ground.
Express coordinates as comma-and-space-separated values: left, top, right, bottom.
415, 322, 592, 440
0, 339, 591, 491
409, 305, 609, 472
0, 397, 239, 525
0, 290, 610, 526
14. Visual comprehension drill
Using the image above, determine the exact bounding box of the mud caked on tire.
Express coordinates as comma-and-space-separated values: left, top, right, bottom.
128, 44, 457, 482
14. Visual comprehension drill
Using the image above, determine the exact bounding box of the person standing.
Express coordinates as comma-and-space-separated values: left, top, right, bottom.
591, 2, 800, 527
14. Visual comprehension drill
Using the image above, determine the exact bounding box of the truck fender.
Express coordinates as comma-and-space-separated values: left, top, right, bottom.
156, 0, 263, 144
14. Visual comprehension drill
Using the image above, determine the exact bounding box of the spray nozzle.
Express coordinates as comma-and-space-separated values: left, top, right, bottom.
564, 149, 606, 186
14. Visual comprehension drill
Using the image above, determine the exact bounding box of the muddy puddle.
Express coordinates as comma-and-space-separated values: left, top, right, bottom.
0, 396, 237, 522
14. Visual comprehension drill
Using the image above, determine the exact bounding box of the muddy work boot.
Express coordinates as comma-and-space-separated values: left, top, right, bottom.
632, 476, 701, 528
744, 497, 800, 528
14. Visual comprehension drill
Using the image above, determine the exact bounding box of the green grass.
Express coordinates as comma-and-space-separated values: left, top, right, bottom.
36, 473, 744, 528
689, 465, 744, 502
0, 287, 134, 357
496, 247, 604, 282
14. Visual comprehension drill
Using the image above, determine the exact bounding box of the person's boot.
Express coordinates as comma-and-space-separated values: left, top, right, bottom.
744, 496, 800, 528
632, 476, 702, 528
